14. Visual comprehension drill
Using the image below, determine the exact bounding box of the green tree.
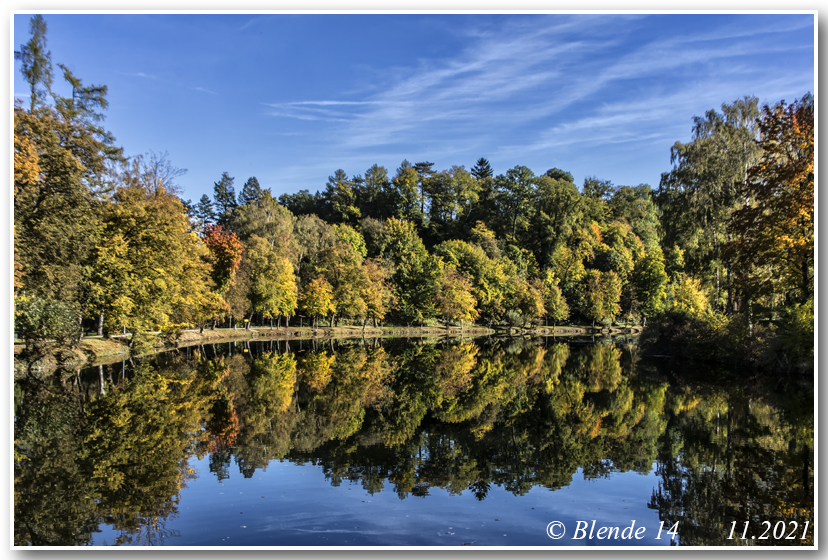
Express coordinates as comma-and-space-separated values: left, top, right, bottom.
390, 160, 423, 225
657, 97, 762, 312
414, 161, 435, 218
545, 167, 573, 183
15, 15, 53, 113
213, 172, 237, 228
324, 169, 361, 224
233, 191, 298, 264
294, 214, 338, 285
496, 165, 536, 238
629, 248, 668, 319
531, 172, 584, 268
278, 189, 320, 217
471, 158, 493, 179
384, 217, 441, 324
194, 194, 215, 227
361, 164, 391, 219
15, 296, 82, 368
238, 176, 264, 207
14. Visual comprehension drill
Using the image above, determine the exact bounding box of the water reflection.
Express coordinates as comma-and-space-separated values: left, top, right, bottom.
14, 337, 813, 546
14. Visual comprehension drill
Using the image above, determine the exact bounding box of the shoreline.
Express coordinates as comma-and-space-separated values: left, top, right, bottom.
14, 324, 643, 375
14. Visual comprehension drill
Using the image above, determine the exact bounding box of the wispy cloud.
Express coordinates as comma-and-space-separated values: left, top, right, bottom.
262, 14, 812, 179
239, 17, 261, 31
121, 71, 157, 80
195, 86, 217, 95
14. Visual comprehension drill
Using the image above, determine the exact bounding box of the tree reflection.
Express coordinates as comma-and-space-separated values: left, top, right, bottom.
14, 337, 813, 546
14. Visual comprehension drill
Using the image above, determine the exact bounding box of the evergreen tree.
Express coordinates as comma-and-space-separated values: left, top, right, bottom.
545, 167, 574, 183
361, 164, 390, 219
471, 158, 493, 179
213, 172, 237, 227
15, 15, 53, 113
414, 161, 435, 217
239, 176, 264, 207
324, 169, 360, 224
195, 194, 215, 226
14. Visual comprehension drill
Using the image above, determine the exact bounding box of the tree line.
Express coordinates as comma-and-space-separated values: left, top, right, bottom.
13, 15, 814, 360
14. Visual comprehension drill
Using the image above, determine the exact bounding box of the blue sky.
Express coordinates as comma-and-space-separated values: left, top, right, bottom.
13, 13, 815, 205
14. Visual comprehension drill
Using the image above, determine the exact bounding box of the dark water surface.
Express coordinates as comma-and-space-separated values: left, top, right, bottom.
14, 337, 813, 547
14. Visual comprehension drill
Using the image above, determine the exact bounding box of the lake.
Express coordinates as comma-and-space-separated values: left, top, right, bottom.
13, 336, 814, 548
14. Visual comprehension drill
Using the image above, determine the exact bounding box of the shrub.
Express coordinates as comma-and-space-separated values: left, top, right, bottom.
130, 331, 160, 355
502, 309, 526, 328
160, 323, 189, 345
15, 296, 82, 358
779, 300, 814, 368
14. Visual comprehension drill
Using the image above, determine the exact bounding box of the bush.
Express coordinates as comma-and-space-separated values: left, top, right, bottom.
639, 307, 798, 373
502, 309, 526, 328
779, 301, 814, 368
160, 323, 189, 345
130, 331, 160, 355
15, 296, 82, 356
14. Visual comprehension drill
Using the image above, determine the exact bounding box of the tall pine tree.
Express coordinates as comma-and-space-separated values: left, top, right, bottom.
239, 176, 264, 207
213, 172, 237, 227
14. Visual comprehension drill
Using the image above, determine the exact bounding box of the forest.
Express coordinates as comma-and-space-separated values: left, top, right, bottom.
13, 16, 814, 372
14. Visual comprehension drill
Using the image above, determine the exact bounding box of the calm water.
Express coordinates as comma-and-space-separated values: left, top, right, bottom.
14, 337, 814, 547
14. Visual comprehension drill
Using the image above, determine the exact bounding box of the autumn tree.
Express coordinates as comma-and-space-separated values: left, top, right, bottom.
245, 235, 297, 329
15, 27, 122, 307
583, 270, 622, 328
202, 225, 243, 295
725, 94, 814, 305
435, 267, 479, 331
434, 239, 511, 325
541, 270, 569, 327
300, 276, 335, 328
84, 180, 214, 336
361, 258, 396, 328
671, 274, 710, 317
